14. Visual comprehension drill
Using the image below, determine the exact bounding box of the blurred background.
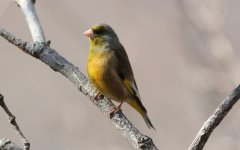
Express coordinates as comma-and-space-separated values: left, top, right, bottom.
0, 0, 240, 149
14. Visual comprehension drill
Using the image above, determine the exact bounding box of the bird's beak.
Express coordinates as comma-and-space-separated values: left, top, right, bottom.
83, 29, 94, 39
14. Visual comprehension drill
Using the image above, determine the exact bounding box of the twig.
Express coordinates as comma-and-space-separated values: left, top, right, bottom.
15, 0, 45, 42
0, 0, 158, 148
188, 84, 240, 150
0, 94, 30, 150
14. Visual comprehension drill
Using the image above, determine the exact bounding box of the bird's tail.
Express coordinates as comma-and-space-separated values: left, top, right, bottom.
127, 98, 155, 130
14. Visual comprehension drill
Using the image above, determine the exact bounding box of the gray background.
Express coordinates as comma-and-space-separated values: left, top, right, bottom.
1, 0, 240, 150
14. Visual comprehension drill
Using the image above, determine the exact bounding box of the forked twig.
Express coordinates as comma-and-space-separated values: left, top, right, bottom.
0, 94, 30, 150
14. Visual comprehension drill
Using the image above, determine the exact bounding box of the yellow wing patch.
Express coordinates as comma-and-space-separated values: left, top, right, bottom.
123, 79, 141, 99
123, 79, 134, 95
127, 99, 145, 116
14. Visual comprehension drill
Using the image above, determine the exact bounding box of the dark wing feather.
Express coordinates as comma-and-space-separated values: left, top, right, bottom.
114, 44, 155, 130
114, 44, 141, 100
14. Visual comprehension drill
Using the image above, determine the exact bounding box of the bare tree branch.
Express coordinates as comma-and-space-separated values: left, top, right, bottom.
14, 0, 45, 42
188, 84, 240, 150
0, 138, 23, 150
0, 94, 30, 150
0, 0, 158, 148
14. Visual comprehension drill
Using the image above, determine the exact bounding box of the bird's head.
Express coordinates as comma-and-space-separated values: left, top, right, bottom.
83, 24, 119, 48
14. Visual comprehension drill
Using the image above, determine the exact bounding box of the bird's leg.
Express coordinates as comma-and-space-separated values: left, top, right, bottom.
109, 101, 123, 118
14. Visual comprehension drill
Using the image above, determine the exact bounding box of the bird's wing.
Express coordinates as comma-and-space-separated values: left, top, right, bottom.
114, 45, 141, 100
114, 45, 155, 129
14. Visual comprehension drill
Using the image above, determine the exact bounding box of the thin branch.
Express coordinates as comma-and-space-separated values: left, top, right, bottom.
0, 18, 158, 150
188, 84, 240, 150
0, 94, 30, 150
15, 0, 45, 42
0, 138, 23, 150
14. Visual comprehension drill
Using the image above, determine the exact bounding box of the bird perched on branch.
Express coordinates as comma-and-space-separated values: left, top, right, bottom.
83, 24, 155, 130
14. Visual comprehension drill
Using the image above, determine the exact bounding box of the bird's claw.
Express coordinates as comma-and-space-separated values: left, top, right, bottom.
94, 92, 103, 100
109, 105, 122, 119
109, 102, 123, 119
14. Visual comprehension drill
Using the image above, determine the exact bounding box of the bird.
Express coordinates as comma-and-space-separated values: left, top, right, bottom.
83, 24, 155, 130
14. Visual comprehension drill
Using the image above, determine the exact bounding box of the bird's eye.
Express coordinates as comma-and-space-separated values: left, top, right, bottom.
94, 29, 103, 35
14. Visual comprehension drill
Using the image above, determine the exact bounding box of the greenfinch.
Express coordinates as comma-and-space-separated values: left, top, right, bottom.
84, 24, 155, 130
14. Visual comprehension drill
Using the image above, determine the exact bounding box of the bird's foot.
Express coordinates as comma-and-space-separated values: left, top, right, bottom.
109, 102, 123, 119
109, 107, 122, 119
94, 92, 103, 100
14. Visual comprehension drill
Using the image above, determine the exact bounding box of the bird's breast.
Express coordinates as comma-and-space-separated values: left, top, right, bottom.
87, 51, 115, 88
87, 50, 127, 101
87, 51, 112, 79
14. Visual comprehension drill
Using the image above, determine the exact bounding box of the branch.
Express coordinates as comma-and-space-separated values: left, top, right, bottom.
0, 94, 30, 150
188, 84, 240, 150
15, 0, 45, 42
0, 138, 23, 150
0, 0, 158, 149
